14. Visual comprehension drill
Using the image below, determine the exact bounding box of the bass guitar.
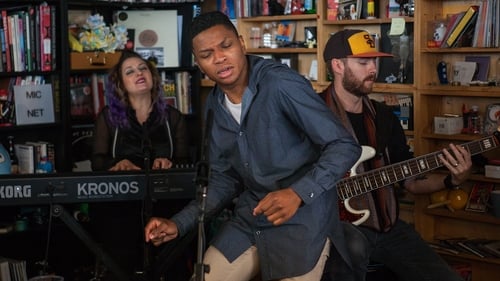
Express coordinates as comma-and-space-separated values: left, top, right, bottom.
338, 131, 500, 226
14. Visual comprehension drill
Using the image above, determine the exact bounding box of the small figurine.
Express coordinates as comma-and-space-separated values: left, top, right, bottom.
350, 4, 357, 20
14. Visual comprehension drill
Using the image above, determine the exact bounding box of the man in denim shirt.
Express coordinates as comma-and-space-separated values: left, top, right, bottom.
144, 11, 361, 281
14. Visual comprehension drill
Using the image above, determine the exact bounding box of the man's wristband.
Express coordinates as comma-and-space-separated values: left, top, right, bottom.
443, 174, 459, 190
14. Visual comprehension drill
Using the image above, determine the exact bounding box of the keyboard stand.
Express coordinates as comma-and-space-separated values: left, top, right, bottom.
51, 204, 132, 281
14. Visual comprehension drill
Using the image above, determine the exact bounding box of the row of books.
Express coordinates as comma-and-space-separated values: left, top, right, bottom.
162, 71, 193, 115
104, 0, 200, 2
70, 74, 107, 119
0, 2, 56, 73
14, 140, 55, 174
440, 1, 499, 48
224, 0, 269, 19
0, 257, 27, 281
369, 94, 414, 131
472, 0, 499, 48
70, 70, 194, 120
430, 238, 500, 259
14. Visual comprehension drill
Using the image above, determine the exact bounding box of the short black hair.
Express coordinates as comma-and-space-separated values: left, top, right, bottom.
190, 11, 238, 40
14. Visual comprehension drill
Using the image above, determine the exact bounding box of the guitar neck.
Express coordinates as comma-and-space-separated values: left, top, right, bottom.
337, 133, 500, 200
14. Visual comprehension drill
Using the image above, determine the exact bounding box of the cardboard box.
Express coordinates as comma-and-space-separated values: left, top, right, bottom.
433, 116, 463, 135
485, 165, 500, 179
71, 51, 121, 70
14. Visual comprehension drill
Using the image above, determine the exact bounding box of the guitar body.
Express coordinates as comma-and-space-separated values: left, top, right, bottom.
339, 146, 376, 225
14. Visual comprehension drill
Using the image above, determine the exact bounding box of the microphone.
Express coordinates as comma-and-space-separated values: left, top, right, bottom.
195, 109, 213, 187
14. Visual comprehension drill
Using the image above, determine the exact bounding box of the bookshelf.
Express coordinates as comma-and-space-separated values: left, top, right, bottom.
200, 0, 500, 279
413, 1, 500, 280
0, 0, 69, 174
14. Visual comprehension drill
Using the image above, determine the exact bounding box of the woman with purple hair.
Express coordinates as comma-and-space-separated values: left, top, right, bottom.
88, 50, 192, 279
91, 50, 190, 171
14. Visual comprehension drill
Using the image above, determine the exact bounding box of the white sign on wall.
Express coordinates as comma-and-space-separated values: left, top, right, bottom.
14, 84, 55, 125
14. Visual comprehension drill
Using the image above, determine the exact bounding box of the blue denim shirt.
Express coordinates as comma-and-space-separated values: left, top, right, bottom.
172, 56, 361, 280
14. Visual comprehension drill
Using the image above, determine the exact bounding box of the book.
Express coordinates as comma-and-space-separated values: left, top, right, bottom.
217, 0, 236, 19
91, 74, 106, 116
14, 143, 35, 174
442, 5, 479, 48
70, 83, 94, 118
461, 239, 498, 258
0, 13, 5, 72
451, 61, 477, 85
1, 10, 12, 72
440, 11, 465, 48
39, 2, 51, 72
465, 182, 494, 212
472, 0, 486, 47
428, 242, 460, 255
482, 240, 500, 257
456, 240, 487, 258
465, 55, 490, 81
275, 21, 296, 43
327, 0, 341, 20
0, 257, 11, 281
25, 141, 54, 174
175, 71, 191, 114
452, 13, 478, 48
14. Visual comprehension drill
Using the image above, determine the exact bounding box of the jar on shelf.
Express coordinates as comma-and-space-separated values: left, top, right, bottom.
262, 24, 272, 48
468, 105, 482, 134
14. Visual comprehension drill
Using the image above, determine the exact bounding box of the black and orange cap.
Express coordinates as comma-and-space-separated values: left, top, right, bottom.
323, 29, 393, 61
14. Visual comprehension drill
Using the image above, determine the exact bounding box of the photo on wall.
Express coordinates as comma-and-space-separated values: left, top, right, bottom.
376, 23, 414, 84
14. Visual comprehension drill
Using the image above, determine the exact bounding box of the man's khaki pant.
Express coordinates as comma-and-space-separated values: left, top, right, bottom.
199, 238, 331, 281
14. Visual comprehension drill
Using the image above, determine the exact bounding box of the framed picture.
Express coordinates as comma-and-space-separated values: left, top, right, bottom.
338, 0, 362, 20
272, 54, 298, 71
466, 182, 494, 212
165, 96, 177, 108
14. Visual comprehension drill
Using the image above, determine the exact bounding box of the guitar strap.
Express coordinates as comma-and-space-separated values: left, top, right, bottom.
325, 85, 397, 232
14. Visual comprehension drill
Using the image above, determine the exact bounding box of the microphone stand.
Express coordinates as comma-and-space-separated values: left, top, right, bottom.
191, 110, 213, 281
140, 135, 153, 280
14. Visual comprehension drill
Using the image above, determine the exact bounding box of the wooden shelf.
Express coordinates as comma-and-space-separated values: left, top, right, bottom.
421, 47, 500, 53
323, 17, 414, 25
246, 47, 316, 53
435, 249, 500, 266
424, 208, 500, 225
240, 14, 317, 22
373, 83, 415, 93
419, 86, 500, 96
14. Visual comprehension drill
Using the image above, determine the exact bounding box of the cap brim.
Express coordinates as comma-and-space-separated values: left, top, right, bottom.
348, 51, 393, 58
